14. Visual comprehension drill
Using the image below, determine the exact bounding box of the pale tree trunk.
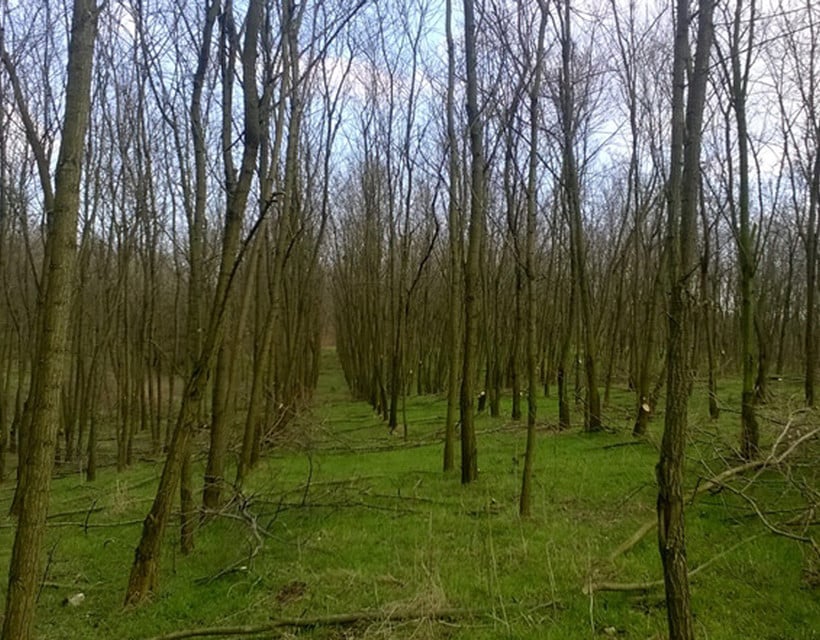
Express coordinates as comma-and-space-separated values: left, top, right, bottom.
656, 1, 715, 638
0, 33, 8, 482
442, 0, 461, 472
0, 2, 99, 638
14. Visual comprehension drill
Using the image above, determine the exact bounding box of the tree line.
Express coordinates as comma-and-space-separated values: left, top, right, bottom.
0, 0, 818, 639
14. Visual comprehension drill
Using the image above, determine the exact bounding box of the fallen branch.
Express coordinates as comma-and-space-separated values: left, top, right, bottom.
585, 577, 665, 594
725, 484, 820, 559
47, 505, 104, 520
607, 520, 656, 563
601, 440, 649, 451
143, 607, 479, 640
276, 500, 420, 514
590, 533, 762, 594
0, 519, 143, 530
609, 425, 820, 560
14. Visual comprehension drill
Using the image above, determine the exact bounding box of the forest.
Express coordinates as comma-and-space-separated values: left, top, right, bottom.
0, 0, 818, 638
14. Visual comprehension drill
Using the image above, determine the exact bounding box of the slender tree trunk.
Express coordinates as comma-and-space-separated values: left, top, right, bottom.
443, 0, 460, 472
557, 276, 574, 431
0, 3, 98, 638
804, 154, 820, 407
459, 0, 484, 484
656, 1, 714, 638
776, 245, 794, 374
754, 312, 769, 402
180, 444, 195, 554
204, 245, 255, 509
125, 0, 262, 605
633, 267, 663, 436
520, 3, 546, 517
559, 0, 601, 432
700, 205, 720, 420
511, 264, 522, 422
723, 0, 759, 457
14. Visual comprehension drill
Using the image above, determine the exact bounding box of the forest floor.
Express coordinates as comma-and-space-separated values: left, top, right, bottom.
0, 350, 818, 639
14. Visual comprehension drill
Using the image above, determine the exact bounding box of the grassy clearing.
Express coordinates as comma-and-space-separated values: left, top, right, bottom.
0, 350, 817, 639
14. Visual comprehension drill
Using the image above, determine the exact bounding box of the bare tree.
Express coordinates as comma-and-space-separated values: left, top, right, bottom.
773, 0, 820, 406
556, 0, 602, 432
519, 0, 547, 518
459, 0, 485, 483
125, 0, 264, 605
715, 0, 759, 458
656, 0, 715, 637
0, 1, 100, 637
442, 0, 461, 471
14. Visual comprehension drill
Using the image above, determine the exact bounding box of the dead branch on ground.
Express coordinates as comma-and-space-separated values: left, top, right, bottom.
609, 418, 819, 561
590, 533, 763, 594
142, 607, 481, 640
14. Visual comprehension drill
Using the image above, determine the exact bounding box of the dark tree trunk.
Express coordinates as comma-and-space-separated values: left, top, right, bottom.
459, 0, 484, 484
656, 1, 714, 639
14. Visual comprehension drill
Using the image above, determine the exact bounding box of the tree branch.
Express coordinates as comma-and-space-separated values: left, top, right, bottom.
142, 607, 479, 640
609, 422, 819, 560
591, 533, 763, 594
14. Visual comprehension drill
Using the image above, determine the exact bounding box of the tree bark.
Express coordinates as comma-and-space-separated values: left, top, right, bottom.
559, 0, 601, 432
443, 0, 461, 472
0, 2, 99, 638
459, 0, 484, 484
519, 2, 546, 517
723, 0, 759, 457
656, 1, 715, 638
125, 0, 263, 605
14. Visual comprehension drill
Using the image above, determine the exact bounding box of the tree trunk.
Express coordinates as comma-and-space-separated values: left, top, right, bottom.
180, 446, 195, 554
775, 244, 794, 374
0, 3, 98, 638
723, 0, 759, 458
442, 0, 460, 472
804, 154, 820, 407
125, 0, 263, 605
557, 278, 574, 431
204, 245, 255, 509
559, 0, 601, 432
700, 205, 720, 421
519, 4, 546, 517
656, 1, 714, 638
459, 0, 484, 484
754, 312, 769, 403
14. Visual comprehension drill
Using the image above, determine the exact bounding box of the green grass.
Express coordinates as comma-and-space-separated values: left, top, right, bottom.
0, 350, 817, 639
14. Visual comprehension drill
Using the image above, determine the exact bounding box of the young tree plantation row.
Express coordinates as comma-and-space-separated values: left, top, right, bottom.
0, 1, 817, 639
